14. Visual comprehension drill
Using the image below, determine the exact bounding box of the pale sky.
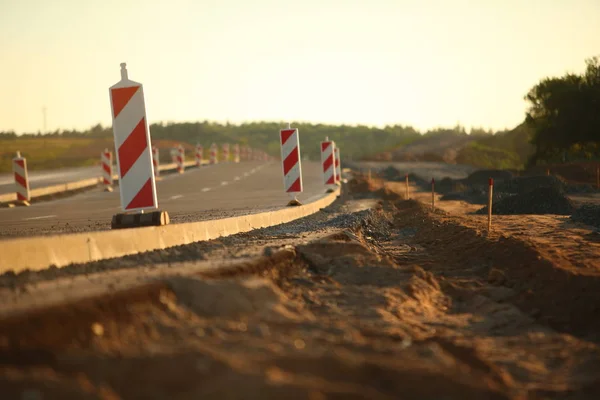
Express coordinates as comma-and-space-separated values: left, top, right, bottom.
1, 0, 599, 134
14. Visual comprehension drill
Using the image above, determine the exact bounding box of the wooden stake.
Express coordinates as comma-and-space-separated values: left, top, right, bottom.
488, 178, 494, 232
405, 174, 409, 200
431, 177, 435, 211
368, 168, 372, 183
546, 169, 550, 176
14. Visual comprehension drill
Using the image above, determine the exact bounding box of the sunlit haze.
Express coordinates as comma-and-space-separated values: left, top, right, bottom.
1, 0, 599, 134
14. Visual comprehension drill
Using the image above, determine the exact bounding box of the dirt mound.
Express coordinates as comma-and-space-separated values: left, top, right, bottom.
167, 276, 306, 321
378, 167, 429, 188
476, 187, 575, 215
565, 182, 599, 194
526, 162, 599, 185
494, 175, 566, 195
380, 166, 403, 181
571, 205, 600, 229
436, 177, 468, 194
441, 188, 514, 205
464, 170, 513, 186
347, 176, 379, 194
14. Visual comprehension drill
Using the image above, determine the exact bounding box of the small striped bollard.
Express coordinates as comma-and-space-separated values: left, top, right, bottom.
320, 137, 337, 192
152, 146, 160, 178
176, 145, 185, 173
13, 151, 30, 206
101, 149, 113, 192
210, 143, 217, 164
196, 144, 203, 167
334, 147, 341, 185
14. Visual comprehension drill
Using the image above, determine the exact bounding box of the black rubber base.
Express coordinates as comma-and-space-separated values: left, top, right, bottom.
111, 210, 170, 230
287, 199, 302, 207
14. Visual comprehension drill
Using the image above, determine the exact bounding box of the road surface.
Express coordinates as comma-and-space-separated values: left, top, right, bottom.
0, 165, 101, 195
0, 161, 327, 239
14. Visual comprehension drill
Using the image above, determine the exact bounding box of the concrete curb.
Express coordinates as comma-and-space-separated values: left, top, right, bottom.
0, 160, 203, 205
0, 187, 340, 273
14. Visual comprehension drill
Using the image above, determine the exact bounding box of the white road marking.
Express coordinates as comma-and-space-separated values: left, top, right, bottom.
201, 188, 211, 192
23, 214, 57, 221
169, 194, 183, 200
243, 172, 250, 177
234, 176, 240, 181
221, 181, 228, 186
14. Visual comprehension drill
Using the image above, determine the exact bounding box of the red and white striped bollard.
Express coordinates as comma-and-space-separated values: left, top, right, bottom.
280, 124, 302, 205
101, 148, 113, 192
12, 151, 30, 205
109, 62, 168, 228
222, 143, 229, 162
152, 146, 160, 178
210, 143, 217, 164
195, 144, 203, 167
320, 137, 337, 192
334, 146, 341, 185
233, 144, 240, 163
176, 145, 185, 173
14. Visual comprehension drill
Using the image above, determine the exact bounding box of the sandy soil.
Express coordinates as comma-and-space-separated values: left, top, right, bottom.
1, 175, 600, 399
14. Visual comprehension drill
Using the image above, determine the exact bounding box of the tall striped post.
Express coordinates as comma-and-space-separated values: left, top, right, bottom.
12, 151, 30, 205
222, 143, 230, 162
320, 138, 337, 192
210, 143, 218, 164
233, 144, 240, 163
109, 62, 168, 229
176, 145, 185, 174
334, 147, 342, 185
152, 146, 160, 178
280, 124, 303, 206
195, 144, 203, 167
101, 149, 114, 192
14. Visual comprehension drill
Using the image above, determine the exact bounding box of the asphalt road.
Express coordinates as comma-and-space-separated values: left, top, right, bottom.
0, 165, 101, 195
0, 161, 328, 239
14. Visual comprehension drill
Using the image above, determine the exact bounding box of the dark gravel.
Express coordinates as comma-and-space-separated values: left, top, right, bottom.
463, 169, 513, 186
436, 177, 468, 194
571, 205, 600, 229
494, 176, 566, 195
475, 187, 575, 215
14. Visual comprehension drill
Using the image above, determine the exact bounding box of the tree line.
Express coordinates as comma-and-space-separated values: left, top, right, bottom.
525, 56, 600, 165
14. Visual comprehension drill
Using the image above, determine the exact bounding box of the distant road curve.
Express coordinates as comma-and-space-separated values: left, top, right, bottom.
0, 165, 101, 195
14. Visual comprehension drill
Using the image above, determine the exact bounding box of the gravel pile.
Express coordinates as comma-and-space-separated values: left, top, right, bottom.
436, 177, 468, 194
441, 188, 512, 205
476, 187, 575, 215
464, 169, 513, 186
494, 175, 566, 195
381, 166, 403, 181
571, 205, 600, 229
379, 167, 429, 188
565, 183, 599, 194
